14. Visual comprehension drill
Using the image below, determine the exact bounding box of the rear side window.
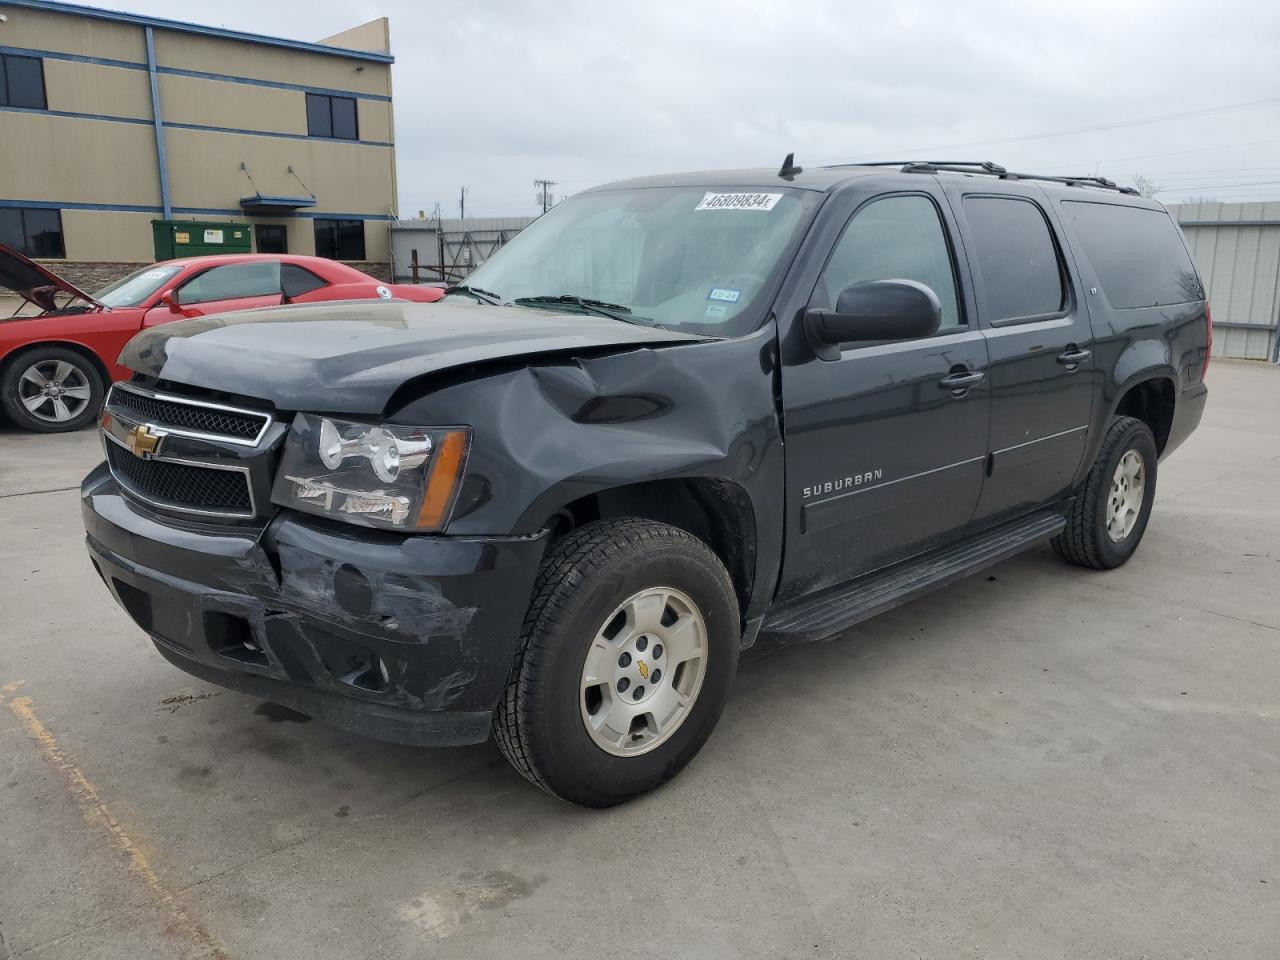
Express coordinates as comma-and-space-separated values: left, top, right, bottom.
281, 263, 327, 298
963, 196, 1065, 322
1063, 202, 1203, 309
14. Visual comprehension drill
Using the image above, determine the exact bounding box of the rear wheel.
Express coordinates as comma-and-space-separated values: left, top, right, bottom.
1, 347, 104, 433
1053, 416, 1158, 569
493, 518, 739, 807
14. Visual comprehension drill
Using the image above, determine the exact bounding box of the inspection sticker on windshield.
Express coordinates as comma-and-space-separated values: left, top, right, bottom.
695, 191, 782, 212
708, 287, 741, 303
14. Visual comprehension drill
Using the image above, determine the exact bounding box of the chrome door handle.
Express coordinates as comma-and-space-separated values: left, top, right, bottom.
938, 370, 985, 392
1057, 348, 1091, 366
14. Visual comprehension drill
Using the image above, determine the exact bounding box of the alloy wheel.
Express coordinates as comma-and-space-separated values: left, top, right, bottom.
1105, 449, 1146, 543
579, 586, 709, 757
17, 359, 93, 424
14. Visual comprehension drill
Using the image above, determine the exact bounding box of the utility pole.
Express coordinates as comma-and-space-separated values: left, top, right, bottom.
459, 186, 468, 220
534, 179, 558, 214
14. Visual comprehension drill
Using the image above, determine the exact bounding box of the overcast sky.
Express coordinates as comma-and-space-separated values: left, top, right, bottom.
125, 0, 1280, 217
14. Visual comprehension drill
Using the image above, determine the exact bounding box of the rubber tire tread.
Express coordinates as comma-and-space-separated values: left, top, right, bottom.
492, 517, 736, 805
1052, 416, 1155, 569
1, 345, 104, 433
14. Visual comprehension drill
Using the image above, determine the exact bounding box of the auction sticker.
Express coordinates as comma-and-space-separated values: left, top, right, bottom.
695, 192, 782, 212
708, 287, 741, 303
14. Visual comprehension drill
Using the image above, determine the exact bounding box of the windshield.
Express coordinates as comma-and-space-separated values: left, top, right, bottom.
457, 185, 821, 336
93, 264, 183, 308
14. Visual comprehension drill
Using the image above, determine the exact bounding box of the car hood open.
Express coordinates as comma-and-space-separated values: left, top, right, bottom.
120, 298, 710, 414
0, 242, 103, 314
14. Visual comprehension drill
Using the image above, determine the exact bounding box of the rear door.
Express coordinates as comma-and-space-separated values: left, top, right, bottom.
777, 188, 990, 602
942, 183, 1096, 523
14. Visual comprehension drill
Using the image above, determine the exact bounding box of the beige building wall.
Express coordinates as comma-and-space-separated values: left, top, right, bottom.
0, 3, 397, 274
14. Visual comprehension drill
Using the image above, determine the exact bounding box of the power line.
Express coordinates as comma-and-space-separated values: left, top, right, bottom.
820, 97, 1280, 165
1058, 137, 1280, 169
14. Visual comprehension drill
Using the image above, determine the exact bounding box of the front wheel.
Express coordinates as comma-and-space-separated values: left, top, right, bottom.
1, 347, 104, 433
493, 518, 740, 807
1053, 416, 1158, 569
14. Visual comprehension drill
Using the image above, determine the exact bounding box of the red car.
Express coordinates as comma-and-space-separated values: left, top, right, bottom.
0, 246, 444, 432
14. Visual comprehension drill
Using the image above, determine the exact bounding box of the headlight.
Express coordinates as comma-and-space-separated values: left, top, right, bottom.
271, 414, 471, 532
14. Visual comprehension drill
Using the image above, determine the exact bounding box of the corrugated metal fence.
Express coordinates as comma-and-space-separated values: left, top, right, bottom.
1170, 202, 1280, 362
390, 216, 535, 284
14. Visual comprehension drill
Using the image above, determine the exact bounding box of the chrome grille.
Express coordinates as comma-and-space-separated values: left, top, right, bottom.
106, 383, 271, 445
101, 383, 271, 520
105, 438, 254, 517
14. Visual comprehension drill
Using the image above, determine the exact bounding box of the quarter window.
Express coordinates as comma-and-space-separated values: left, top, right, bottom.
178, 262, 281, 304
0, 54, 47, 109
1063, 201, 1203, 308
962, 197, 1065, 322
314, 219, 365, 260
820, 195, 962, 330
305, 93, 358, 140
0, 207, 65, 257
281, 263, 328, 298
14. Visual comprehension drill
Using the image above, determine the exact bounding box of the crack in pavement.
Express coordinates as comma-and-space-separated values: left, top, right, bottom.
0, 484, 81, 500
9, 757, 505, 956
1, 683, 229, 960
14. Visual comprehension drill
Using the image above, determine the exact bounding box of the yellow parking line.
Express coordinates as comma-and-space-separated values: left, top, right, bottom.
4, 688, 229, 959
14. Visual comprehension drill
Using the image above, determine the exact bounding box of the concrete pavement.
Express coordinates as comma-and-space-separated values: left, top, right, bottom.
1, 360, 1277, 959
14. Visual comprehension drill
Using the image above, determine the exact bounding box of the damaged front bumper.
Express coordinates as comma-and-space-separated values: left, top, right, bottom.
81, 463, 548, 746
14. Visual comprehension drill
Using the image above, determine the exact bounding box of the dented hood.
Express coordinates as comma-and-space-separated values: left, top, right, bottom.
120, 298, 709, 414
0, 242, 103, 313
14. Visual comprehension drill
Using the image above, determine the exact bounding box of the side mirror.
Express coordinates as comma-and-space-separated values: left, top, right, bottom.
159, 289, 181, 312
804, 279, 942, 359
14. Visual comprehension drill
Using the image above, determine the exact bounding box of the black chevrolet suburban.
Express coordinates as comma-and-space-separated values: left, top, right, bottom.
82, 159, 1210, 806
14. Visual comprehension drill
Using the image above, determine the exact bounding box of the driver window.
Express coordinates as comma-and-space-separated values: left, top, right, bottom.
178, 261, 282, 305
821, 195, 962, 329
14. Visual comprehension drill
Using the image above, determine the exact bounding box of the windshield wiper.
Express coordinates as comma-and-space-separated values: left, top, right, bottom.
512, 294, 656, 326
444, 284, 505, 305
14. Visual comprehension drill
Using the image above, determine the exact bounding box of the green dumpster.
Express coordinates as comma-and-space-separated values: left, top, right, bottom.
151, 220, 251, 261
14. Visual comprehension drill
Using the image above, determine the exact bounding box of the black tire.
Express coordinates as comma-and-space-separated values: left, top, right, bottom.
1052, 416, 1158, 570
1, 346, 104, 433
493, 518, 740, 807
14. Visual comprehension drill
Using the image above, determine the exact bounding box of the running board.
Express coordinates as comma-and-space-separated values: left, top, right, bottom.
761, 511, 1066, 645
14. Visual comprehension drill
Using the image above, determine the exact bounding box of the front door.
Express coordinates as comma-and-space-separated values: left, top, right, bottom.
778, 190, 991, 602
941, 184, 1096, 523
141, 260, 284, 327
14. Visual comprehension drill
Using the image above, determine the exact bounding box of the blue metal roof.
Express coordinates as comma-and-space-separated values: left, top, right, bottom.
3, 0, 395, 64
240, 195, 318, 213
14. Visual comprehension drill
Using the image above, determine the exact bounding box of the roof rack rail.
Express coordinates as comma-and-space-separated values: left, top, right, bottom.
830, 160, 1142, 195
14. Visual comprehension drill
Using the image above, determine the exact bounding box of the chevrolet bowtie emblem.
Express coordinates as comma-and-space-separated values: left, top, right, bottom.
637, 660, 649, 680
126, 423, 163, 458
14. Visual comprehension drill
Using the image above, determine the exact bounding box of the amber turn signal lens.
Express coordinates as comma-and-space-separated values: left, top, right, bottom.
415, 429, 470, 530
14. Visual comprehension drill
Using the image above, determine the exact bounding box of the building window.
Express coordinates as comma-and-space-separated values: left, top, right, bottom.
0, 54, 47, 109
0, 207, 65, 258
314, 219, 365, 260
305, 93, 358, 140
